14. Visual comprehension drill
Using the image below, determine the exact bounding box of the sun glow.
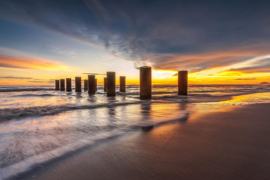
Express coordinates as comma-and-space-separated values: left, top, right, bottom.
0, 55, 70, 71
1, 54, 270, 85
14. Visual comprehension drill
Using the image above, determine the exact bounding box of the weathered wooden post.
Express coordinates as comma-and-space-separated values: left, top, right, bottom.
107, 72, 115, 96
75, 77, 81, 92
66, 78, 72, 92
84, 79, 88, 91
88, 75, 95, 95
60, 79, 65, 91
140, 66, 152, 99
55, 80, 59, 90
104, 77, 107, 92
178, 71, 188, 95
120, 76, 126, 92
95, 79, 97, 92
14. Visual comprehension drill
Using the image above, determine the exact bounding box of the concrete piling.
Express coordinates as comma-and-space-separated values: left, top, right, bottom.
107, 72, 115, 96
120, 76, 126, 92
66, 78, 72, 92
104, 78, 107, 92
55, 80, 59, 90
95, 79, 97, 92
88, 75, 95, 95
84, 79, 88, 91
60, 79, 65, 91
178, 71, 188, 95
140, 66, 152, 100
75, 77, 81, 92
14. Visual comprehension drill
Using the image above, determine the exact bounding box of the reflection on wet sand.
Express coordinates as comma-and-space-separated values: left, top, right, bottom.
220, 92, 270, 104
190, 92, 270, 119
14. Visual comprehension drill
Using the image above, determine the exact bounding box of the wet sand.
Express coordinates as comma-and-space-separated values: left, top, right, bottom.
19, 103, 270, 180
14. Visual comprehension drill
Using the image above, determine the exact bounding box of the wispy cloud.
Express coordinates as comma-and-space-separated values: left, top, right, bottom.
0, 76, 33, 79
0, 76, 56, 83
190, 54, 270, 77
0, 55, 70, 70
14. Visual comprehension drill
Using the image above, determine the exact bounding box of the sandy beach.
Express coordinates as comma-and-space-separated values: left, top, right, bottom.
15, 103, 270, 180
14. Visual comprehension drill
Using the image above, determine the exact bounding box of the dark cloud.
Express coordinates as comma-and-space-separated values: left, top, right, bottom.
1, 0, 270, 71
235, 78, 257, 80
28, 80, 54, 83
27, 81, 45, 83
0, 76, 33, 79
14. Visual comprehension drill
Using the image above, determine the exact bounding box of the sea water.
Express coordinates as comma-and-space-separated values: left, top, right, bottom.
1, 84, 270, 179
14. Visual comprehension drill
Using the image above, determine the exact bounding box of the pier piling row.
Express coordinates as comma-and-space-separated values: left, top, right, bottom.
120, 76, 126, 92
60, 79, 65, 91
178, 71, 188, 95
75, 77, 81, 92
84, 79, 88, 91
140, 66, 152, 100
55, 80, 59, 90
66, 78, 72, 92
88, 75, 96, 95
104, 78, 107, 92
107, 72, 115, 96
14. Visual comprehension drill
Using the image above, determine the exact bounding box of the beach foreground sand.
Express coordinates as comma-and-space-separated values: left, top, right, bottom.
19, 103, 270, 180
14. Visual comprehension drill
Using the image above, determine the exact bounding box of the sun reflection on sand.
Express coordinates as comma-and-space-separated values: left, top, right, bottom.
189, 92, 270, 121
220, 92, 270, 105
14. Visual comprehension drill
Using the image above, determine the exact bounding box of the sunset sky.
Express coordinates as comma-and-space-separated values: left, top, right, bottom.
0, 0, 270, 85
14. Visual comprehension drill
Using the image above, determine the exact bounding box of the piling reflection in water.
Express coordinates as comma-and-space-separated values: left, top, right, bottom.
140, 103, 153, 131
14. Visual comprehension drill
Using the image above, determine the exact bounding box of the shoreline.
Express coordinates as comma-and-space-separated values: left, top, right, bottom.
15, 102, 270, 180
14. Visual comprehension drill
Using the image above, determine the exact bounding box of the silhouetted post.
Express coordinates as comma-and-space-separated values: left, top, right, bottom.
84, 79, 88, 91
60, 79, 65, 91
55, 80, 59, 90
66, 78, 72, 92
178, 71, 188, 95
140, 66, 152, 99
95, 79, 97, 92
120, 76, 126, 92
88, 75, 95, 95
104, 77, 107, 92
107, 72, 115, 96
75, 77, 81, 92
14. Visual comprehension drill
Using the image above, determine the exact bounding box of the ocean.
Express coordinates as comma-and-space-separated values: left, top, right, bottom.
1, 84, 270, 179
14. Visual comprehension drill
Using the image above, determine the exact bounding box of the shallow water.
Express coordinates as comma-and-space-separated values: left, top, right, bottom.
1, 84, 270, 179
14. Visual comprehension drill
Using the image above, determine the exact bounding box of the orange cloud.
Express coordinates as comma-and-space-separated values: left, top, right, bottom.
152, 45, 270, 72
0, 55, 69, 70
